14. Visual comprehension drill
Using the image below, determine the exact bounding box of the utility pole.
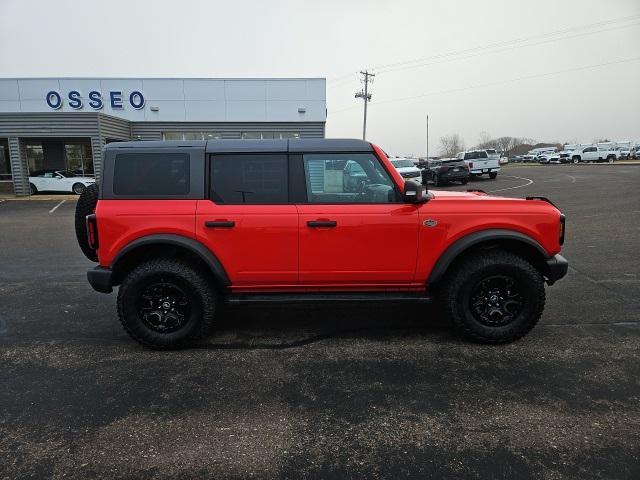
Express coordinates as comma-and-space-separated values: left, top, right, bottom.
355, 70, 375, 140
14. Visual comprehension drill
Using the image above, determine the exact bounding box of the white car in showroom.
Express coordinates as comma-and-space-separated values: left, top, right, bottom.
389, 158, 423, 183
29, 170, 96, 195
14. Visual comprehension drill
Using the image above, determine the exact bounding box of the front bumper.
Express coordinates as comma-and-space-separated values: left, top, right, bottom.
545, 254, 568, 285
87, 266, 113, 293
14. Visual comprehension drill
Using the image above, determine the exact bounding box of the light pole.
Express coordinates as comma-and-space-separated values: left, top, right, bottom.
426, 115, 429, 159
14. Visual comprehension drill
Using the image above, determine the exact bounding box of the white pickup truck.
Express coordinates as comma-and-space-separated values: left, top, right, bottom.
456, 150, 500, 179
570, 145, 617, 163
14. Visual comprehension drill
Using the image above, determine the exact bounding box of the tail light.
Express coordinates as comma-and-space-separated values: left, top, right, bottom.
86, 214, 99, 250
559, 214, 566, 245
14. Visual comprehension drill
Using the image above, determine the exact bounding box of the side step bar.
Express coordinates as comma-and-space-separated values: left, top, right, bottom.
226, 292, 433, 305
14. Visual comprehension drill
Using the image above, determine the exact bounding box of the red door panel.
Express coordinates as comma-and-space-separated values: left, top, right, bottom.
195, 201, 298, 286
297, 204, 420, 285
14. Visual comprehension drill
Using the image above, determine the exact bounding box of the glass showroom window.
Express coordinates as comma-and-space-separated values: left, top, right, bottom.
65, 142, 94, 176
0, 139, 11, 181
241, 132, 300, 139
26, 142, 44, 173
163, 132, 222, 141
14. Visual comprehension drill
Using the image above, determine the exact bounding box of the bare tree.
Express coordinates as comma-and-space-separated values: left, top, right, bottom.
477, 131, 492, 148
439, 134, 465, 157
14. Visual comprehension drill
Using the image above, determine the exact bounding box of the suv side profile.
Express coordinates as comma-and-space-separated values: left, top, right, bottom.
76, 139, 567, 349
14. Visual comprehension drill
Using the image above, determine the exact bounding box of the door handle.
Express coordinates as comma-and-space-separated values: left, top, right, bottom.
307, 220, 337, 228
204, 220, 235, 228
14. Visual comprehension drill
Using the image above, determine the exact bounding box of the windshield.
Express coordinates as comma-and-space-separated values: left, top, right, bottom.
391, 160, 415, 168
464, 151, 488, 160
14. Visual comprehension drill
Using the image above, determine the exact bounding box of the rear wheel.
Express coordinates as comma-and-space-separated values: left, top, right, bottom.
608, 156, 615, 164
440, 251, 545, 344
29, 183, 37, 195
72, 182, 86, 195
117, 258, 216, 349
461, 178, 469, 185
489, 172, 498, 179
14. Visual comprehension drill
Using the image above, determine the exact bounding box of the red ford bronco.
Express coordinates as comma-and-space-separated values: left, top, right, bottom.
75, 139, 567, 348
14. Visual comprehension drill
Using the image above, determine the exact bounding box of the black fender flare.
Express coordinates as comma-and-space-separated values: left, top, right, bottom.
426, 229, 549, 286
112, 234, 230, 287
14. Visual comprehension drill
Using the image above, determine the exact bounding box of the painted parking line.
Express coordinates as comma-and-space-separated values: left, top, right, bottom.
487, 175, 534, 193
49, 200, 66, 213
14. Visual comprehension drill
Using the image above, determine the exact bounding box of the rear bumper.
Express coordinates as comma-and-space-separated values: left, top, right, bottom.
87, 266, 113, 293
545, 254, 568, 285
470, 167, 500, 174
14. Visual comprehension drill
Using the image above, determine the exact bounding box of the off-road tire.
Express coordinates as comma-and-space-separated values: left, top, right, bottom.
117, 258, 216, 349
441, 251, 545, 344
489, 172, 498, 179
74, 183, 99, 262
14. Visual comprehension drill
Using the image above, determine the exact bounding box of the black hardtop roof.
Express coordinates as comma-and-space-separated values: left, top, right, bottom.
105, 138, 373, 153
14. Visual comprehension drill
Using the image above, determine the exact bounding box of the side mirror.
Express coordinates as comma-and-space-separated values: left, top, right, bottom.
403, 181, 429, 204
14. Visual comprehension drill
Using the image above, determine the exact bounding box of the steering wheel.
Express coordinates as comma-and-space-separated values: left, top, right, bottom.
362, 183, 389, 201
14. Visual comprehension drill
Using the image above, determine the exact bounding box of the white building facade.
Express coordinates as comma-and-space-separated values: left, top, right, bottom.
0, 77, 326, 195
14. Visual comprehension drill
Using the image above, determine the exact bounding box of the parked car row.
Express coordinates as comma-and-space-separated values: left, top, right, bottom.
388, 148, 501, 187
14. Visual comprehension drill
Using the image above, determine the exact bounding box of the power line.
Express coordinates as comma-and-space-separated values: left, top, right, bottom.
328, 56, 640, 114
375, 21, 640, 76
325, 14, 640, 89
373, 14, 640, 74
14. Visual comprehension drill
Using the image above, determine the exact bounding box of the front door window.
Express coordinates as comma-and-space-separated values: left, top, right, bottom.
302, 153, 399, 204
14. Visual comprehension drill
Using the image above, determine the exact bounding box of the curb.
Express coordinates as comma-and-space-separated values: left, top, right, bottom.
0, 195, 79, 201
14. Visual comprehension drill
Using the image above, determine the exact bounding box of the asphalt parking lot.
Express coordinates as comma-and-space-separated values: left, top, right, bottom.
1, 165, 639, 479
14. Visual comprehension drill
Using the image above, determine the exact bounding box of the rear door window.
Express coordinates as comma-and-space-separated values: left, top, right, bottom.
210, 154, 288, 204
113, 153, 190, 195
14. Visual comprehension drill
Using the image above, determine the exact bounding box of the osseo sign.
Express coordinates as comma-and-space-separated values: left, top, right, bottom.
45, 90, 145, 111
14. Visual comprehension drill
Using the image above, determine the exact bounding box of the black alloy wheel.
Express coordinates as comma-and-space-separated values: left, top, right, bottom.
468, 275, 524, 327
137, 282, 191, 333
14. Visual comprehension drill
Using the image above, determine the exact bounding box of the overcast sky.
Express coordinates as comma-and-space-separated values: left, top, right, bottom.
1, 0, 638, 155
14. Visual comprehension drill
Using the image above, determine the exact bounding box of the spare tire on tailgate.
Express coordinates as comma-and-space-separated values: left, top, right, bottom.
75, 183, 99, 262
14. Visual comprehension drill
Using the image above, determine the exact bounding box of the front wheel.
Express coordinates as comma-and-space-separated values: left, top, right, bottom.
489, 172, 498, 179
440, 251, 545, 344
117, 258, 216, 349
461, 178, 469, 185
573, 157, 580, 164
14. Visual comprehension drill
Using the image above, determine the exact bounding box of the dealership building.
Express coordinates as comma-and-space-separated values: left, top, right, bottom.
0, 77, 326, 196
